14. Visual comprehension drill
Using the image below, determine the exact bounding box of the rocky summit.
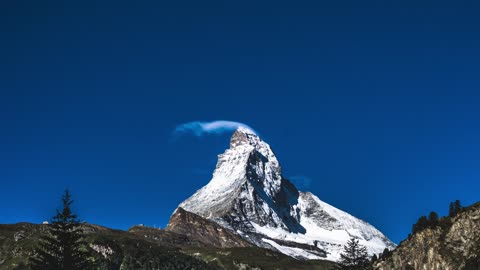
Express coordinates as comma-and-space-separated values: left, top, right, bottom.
174, 127, 395, 261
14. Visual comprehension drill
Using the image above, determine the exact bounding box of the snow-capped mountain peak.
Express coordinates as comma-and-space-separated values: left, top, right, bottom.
230, 127, 279, 166
176, 128, 395, 261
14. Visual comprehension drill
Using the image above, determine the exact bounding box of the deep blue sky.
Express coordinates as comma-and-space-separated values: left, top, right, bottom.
1, 0, 480, 243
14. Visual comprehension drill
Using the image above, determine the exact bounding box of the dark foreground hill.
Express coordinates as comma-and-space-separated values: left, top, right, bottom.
0, 222, 336, 270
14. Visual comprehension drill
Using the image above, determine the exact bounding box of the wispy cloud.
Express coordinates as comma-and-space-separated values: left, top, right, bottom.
173, 120, 256, 137
288, 176, 312, 190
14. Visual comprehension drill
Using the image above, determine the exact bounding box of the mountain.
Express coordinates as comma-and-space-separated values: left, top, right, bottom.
374, 202, 480, 270
175, 127, 395, 261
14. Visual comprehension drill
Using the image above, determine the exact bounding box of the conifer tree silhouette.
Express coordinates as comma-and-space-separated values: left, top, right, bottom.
30, 190, 91, 270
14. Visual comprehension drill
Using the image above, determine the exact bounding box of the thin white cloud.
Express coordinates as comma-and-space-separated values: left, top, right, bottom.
173, 120, 256, 137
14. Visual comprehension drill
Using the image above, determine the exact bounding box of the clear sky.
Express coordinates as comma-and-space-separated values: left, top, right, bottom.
1, 0, 480, 244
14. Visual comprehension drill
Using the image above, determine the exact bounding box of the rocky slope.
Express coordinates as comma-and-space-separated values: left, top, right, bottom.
374, 202, 480, 270
0, 222, 220, 270
176, 127, 395, 261
0, 222, 335, 270
166, 207, 252, 248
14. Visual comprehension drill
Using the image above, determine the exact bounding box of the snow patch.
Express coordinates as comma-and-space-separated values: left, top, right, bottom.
262, 239, 321, 260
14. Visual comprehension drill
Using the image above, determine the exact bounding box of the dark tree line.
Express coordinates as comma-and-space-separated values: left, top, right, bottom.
412, 200, 462, 235
412, 211, 439, 234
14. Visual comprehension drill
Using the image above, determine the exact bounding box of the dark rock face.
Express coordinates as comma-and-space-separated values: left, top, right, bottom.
166, 207, 251, 248
375, 202, 480, 270
223, 149, 304, 234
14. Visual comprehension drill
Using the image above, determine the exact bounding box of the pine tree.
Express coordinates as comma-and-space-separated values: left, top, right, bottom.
454, 200, 462, 215
381, 248, 391, 259
449, 202, 455, 217
449, 200, 463, 217
29, 190, 92, 270
339, 237, 370, 270
412, 215, 429, 234
428, 211, 439, 227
